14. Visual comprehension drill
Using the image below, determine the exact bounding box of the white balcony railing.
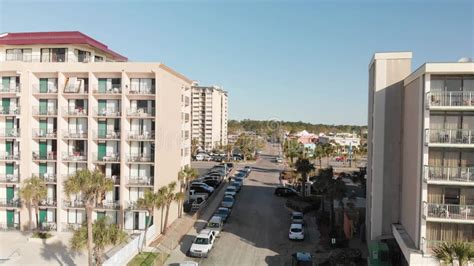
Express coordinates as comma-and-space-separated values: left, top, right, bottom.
37, 173, 57, 183
426, 129, 474, 145
127, 107, 155, 117
424, 202, 474, 221
0, 174, 19, 183
0, 84, 20, 93
93, 152, 120, 162
94, 107, 121, 117
32, 128, 56, 138
126, 153, 154, 163
127, 130, 155, 140
95, 130, 120, 139
0, 106, 20, 115
0, 128, 20, 138
424, 166, 474, 183
62, 107, 87, 116
127, 176, 153, 186
428, 91, 474, 108
62, 152, 87, 162
0, 152, 20, 160
32, 151, 57, 161
92, 84, 122, 94
63, 129, 87, 139
32, 84, 58, 94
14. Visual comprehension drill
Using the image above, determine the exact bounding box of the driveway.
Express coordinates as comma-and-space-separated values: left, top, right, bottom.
166, 143, 320, 266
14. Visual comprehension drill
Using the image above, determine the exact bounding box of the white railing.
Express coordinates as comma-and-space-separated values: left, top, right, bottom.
128, 86, 156, 95
424, 166, 474, 183
424, 202, 474, 221
39, 198, 57, 207
127, 177, 153, 186
63, 129, 87, 138
127, 130, 155, 140
126, 153, 154, 163
37, 173, 57, 183
94, 107, 121, 117
32, 151, 57, 161
426, 129, 474, 145
62, 107, 87, 116
96, 200, 120, 210
32, 84, 58, 94
127, 107, 155, 117
0, 152, 20, 160
0, 174, 19, 183
93, 152, 120, 162
95, 130, 120, 139
32, 128, 56, 138
0, 128, 20, 138
428, 91, 474, 107
0, 106, 20, 115
92, 84, 122, 94
0, 198, 20, 207
62, 152, 87, 162
0, 84, 20, 93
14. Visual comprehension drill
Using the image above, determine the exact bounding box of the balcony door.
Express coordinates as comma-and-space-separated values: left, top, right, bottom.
98, 143, 106, 160
39, 141, 47, 159
40, 78, 48, 93
6, 187, 14, 201
6, 210, 14, 227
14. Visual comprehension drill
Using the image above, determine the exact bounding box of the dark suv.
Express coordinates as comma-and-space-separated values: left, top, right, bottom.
274, 187, 298, 197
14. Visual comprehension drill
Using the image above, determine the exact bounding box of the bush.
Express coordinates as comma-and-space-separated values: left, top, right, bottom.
32, 232, 52, 239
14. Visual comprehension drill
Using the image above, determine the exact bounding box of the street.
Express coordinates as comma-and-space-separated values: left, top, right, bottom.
166, 143, 320, 266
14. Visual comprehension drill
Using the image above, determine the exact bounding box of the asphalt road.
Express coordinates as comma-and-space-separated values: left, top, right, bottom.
166, 143, 320, 266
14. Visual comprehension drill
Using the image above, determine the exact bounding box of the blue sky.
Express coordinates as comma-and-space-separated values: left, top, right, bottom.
1, 0, 473, 125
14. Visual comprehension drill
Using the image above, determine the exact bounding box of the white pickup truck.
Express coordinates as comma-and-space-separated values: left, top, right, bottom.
189, 190, 208, 203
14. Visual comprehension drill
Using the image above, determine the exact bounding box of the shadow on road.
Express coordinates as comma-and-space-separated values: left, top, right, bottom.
39, 240, 78, 265
179, 234, 196, 255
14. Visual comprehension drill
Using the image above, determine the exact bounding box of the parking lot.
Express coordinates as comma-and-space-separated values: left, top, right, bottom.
166, 144, 320, 266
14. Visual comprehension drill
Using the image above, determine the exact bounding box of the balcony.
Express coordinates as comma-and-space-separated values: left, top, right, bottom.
425, 129, 474, 147
93, 152, 120, 163
424, 166, 474, 185
63, 84, 88, 95
0, 84, 20, 94
0, 222, 20, 231
128, 86, 156, 95
62, 107, 87, 117
0, 198, 20, 208
127, 176, 153, 187
92, 84, 122, 95
107, 175, 120, 185
96, 200, 120, 210
126, 153, 154, 163
0, 106, 20, 116
125, 201, 147, 210
427, 91, 474, 110
62, 152, 87, 162
127, 130, 155, 141
32, 106, 58, 116
40, 222, 57, 231
0, 174, 19, 184
424, 202, 474, 223
62, 223, 82, 232
32, 151, 57, 161
95, 130, 120, 140
0, 152, 20, 161
39, 198, 57, 207
63, 129, 87, 139
0, 128, 20, 139
37, 173, 57, 183
93, 107, 121, 117
63, 199, 85, 208
32, 84, 58, 95
32, 128, 57, 139
127, 107, 155, 118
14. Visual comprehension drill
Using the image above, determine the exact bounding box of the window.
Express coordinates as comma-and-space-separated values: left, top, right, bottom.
5, 49, 32, 62
41, 48, 67, 62
75, 49, 91, 62
95, 55, 104, 62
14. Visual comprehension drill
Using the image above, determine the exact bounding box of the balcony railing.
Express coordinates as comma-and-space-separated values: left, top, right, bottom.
93, 152, 120, 162
37, 173, 57, 183
126, 153, 154, 163
424, 239, 474, 254
127, 107, 155, 117
40, 222, 57, 231
127, 130, 155, 140
107, 175, 120, 185
94, 107, 121, 117
0, 223, 20, 231
424, 166, 474, 184
0, 152, 20, 160
32, 151, 57, 161
62, 223, 82, 232
32, 84, 58, 94
95, 130, 120, 139
0, 128, 20, 138
32, 106, 58, 116
0, 106, 20, 115
0, 198, 20, 207
62, 107, 87, 116
426, 129, 474, 145
63, 200, 85, 208
125, 201, 147, 210
0, 174, 19, 183
92, 84, 122, 94
129, 86, 156, 95
39, 198, 57, 207
63, 129, 87, 139
96, 200, 120, 210
63, 84, 88, 94
428, 91, 474, 108
127, 176, 153, 186
0, 84, 20, 93
32, 128, 56, 138
62, 152, 87, 162
424, 202, 474, 221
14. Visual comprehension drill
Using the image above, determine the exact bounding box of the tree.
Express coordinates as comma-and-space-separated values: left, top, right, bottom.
177, 166, 199, 217
235, 134, 262, 161
295, 158, 315, 197
20, 176, 47, 231
224, 144, 233, 161
283, 139, 302, 165
64, 169, 114, 266
191, 138, 200, 157
323, 143, 335, 166
70, 217, 127, 266
162, 182, 178, 234
137, 189, 162, 253
433, 242, 474, 266
314, 144, 324, 168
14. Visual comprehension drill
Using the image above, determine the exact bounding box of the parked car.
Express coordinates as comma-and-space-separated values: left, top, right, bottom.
234, 171, 246, 179
189, 185, 213, 195
291, 252, 313, 266
244, 166, 252, 173
276, 157, 283, 163
202, 179, 220, 188
274, 187, 298, 197
224, 162, 234, 169
233, 176, 244, 183
230, 181, 242, 192
212, 155, 225, 162
224, 186, 237, 197
188, 190, 208, 202
221, 195, 235, 208
195, 153, 211, 161
291, 211, 304, 225
188, 229, 216, 258
205, 216, 224, 237
190, 182, 215, 192
214, 207, 231, 222
289, 223, 305, 240
179, 261, 199, 266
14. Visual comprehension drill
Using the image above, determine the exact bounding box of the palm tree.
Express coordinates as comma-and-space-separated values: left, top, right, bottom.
314, 144, 324, 168
323, 143, 335, 166
64, 169, 114, 266
137, 189, 162, 253
70, 217, 127, 266
191, 138, 200, 157
433, 242, 474, 266
224, 144, 233, 161
177, 166, 198, 217
295, 158, 315, 197
20, 176, 47, 231
161, 182, 178, 234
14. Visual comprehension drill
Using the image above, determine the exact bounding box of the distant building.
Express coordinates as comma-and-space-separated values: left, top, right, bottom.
319, 133, 360, 154
191, 83, 228, 151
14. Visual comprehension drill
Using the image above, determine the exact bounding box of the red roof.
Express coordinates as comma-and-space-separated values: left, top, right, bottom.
0, 31, 127, 61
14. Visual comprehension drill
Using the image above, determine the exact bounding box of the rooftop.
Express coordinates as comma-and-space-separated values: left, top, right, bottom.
0, 31, 127, 61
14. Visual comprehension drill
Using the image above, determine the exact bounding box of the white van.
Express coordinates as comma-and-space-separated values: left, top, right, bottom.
205, 216, 224, 237
188, 229, 216, 258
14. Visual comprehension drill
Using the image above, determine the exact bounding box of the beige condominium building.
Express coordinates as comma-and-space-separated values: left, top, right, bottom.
0, 31, 192, 233
191, 83, 228, 151
367, 51, 474, 264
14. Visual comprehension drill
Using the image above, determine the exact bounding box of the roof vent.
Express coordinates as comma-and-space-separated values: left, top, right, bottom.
458, 57, 472, 63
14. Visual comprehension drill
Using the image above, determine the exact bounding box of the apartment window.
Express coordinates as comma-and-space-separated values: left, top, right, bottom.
95, 55, 104, 62
130, 78, 156, 94
431, 75, 474, 92
75, 49, 91, 62
5, 48, 32, 62
41, 48, 67, 62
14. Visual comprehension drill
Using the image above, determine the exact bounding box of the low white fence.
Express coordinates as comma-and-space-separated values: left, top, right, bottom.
103, 224, 157, 266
